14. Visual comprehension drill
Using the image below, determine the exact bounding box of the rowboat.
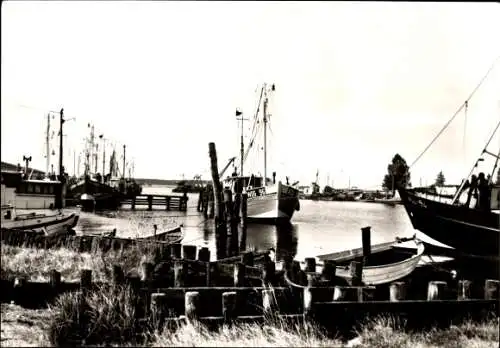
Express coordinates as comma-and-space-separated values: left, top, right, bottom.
135, 224, 184, 244
314, 237, 425, 285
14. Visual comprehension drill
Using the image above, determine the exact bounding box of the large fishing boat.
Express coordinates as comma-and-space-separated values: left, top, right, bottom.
398, 59, 500, 257
223, 83, 300, 224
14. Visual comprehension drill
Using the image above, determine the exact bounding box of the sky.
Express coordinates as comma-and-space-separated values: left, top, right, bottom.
2, 1, 500, 189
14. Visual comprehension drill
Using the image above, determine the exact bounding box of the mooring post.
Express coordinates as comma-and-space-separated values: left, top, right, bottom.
174, 261, 188, 287
427, 281, 448, 300
80, 269, 92, 293
222, 292, 237, 325
262, 257, 276, 286
147, 195, 153, 211
112, 264, 125, 286
305, 257, 316, 273
49, 269, 61, 290
223, 188, 235, 257
350, 261, 363, 286
198, 247, 210, 262
389, 281, 407, 302
303, 273, 318, 317
131, 196, 136, 210
361, 226, 371, 258
238, 193, 248, 252
197, 191, 203, 212
185, 291, 201, 324
230, 193, 240, 256
209, 142, 226, 259
234, 262, 246, 287
321, 260, 337, 286
484, 279, 500, 300
183, 245, 197, 260
262, 288, 278, 317
457, 280, 472, 300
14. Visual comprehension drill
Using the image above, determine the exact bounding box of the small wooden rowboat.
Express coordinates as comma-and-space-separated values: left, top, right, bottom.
136, 224, 184, 244
315, 236, 425, 285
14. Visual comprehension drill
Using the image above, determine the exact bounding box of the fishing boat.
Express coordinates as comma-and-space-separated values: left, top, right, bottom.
374, 190, 402, 206
315, 236, 425, 285
1, 204, 79, 236
223, 83, 300, 224
397, 61, 500, 257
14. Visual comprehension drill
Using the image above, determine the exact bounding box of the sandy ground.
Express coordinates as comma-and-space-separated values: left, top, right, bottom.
0, 303, 51, 347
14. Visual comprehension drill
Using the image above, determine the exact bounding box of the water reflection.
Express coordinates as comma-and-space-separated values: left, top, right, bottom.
245, 222, 298, 261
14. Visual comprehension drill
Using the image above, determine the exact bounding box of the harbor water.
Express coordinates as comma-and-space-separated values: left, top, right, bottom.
70, 185, 418, 261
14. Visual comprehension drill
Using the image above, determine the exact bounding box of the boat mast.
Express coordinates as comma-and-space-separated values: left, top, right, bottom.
262, 84, 269, 187
45, 113, 50, 178
58, 108, 64, 179
122, 144, 126, 179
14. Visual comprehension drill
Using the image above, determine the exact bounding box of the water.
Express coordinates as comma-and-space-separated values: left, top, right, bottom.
71, 185, 416, 261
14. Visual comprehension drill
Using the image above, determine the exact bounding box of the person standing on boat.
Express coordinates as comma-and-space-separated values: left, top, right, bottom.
477, 172, 491, 211
465, 174, 478, 208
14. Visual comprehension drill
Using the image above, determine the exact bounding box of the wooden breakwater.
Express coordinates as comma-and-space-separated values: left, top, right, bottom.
121, 194, 188, 211
0, 226, 183, 254
2, 247, 498, 339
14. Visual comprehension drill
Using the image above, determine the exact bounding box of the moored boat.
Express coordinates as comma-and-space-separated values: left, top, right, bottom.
1, 205, 79, 236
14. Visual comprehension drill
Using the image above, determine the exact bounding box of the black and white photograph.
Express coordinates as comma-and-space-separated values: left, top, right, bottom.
1, 1, 499, 346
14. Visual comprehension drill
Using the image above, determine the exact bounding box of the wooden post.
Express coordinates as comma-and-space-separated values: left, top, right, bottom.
303, 273, 318, 316
262, 289, 277, 316
170, 243, 182, 259
234, 262, 246, 287
185, 291, 200, 323
80, 269, 92, 292
198, 247, 210, 262
389, 282, 407, 302
321, 260, 336, 286
174, 261, 188, 287
151, 292, 167, 329
197, 191, 203, 212
241, 251, 254, 266
361, 226, 371, 258
238, 193, 248, 252
484, 279, 500, 300
305, 257, 316, 273
262, 258, 276, 286
147, 195, 153, 211
457, 280, 472, 300
141, 262, 154, 283
208, 142, 223, 221
183, 245, 197, 260
112, 264, 125, 286
131, 196, 136, 210
49, 270, 61, 289
427, 281, 448, 300
350, 261, 363, 286
222, 292, 237, 324
223, 188, 234, 257
166, 196, 171, 211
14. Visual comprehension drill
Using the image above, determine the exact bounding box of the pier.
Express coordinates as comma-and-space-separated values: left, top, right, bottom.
121, 194, 188, 211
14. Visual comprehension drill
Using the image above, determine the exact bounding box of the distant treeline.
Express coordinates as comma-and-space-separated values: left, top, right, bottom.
135, 178, 211, 186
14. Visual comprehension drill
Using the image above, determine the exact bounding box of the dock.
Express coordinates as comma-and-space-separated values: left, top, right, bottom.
121, 194, 188, 211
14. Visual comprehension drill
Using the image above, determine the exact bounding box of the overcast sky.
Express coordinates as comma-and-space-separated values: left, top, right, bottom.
2, 1, 499, 189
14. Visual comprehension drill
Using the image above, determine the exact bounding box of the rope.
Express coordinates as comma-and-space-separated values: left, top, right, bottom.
408, 56, 499, 170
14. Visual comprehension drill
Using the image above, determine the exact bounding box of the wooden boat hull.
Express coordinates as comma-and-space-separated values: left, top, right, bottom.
135, 225, 184, 244
1, 212, 79, 236
316, 239, 425, 285
398, 187, 500, 256
246, 181, 300, 224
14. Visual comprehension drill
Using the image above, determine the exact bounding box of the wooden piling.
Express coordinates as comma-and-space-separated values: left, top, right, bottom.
147, 195, 153, 211
174, 261, 188, 287
208, 142, 223, 222
185, 291, 200, 323
262, 289, 278, 316
141, 262, 154, 283
305, 257, 316, 273
361, 226, 371, 257
389, 282, 407, 302
151, 293, 167, 328
49, 270, 61, 289
427, 281, 448, 300
262, 258, 276, 286
80, 269, 92, 292
234, 262, 246, 287
131, 196, 136, 210
222, 292, 237, 324
198, 247, 211, 262
238, 193, 248, 252
183, 245, 197, 260
303, 274, 318, 316
112, 264, 125, 286
484, 279, 500, 300
350, 261, 363, 286
170, 243, 182, 259
321, 260, 336, 285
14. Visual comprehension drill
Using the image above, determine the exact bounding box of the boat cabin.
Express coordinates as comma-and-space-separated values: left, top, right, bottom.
1, 171, 62, 209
